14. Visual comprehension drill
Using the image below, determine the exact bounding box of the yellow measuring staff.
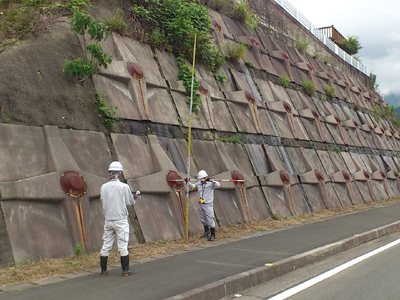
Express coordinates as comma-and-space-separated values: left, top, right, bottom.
185, 35, 197, 238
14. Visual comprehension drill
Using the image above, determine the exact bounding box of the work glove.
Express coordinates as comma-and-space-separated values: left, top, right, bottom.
136, 190, 141, 195
200, 198, 205, 204
206, 178, 214, 182
184, 178, 189, 183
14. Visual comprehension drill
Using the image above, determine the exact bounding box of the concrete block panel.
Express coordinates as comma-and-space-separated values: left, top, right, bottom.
245, 144, 309, 216
208, 8, 234, 44
111, 133, 201, 241
361, 154, 396, 198
225, 90, 275, 135
89, 33, 184, 126
263, 82, 309, 140
323, 115, 352, 145
0, 125, 112, 263
287, 90, 333, 143
239, 36, 282, 79
2, 201, 73, 263
0, 124, 48, 182
254, 78, 275, 103
197, 79, 236, 132
196, 64, 227, 100
374, 127, 392, 150
171, 90, 220, 130
215, 141, 270, 222
188, 139, 266, 225
220, 13, 252, 41
154, 48, 180, 82
286, 147, 341, 211
317, 150, 363, 206
269, 54, 295, 82
0, 205, 13, 268
341, 152, 376, 203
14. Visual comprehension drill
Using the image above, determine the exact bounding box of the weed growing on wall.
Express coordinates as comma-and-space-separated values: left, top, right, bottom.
218, 134, 242, 144
372, 104, 382, 123
324, 84, 335, 100
130, 0, 221, 71
94, 90, 120, 128
0, 0, 90, 46
74, 243, 84, 256
245, 61, 254, 68
230, 0, 258, 30
295, 33, 310, 54
280, 73, 290, 88
301, 80, 316, 97
205, 0, 229, 12
177, 55, 202, 116
225, 42, 246, 62
339, 35, 362, 55
103, 9, 127, 35
213, 73, 227, 82
63, 7, 112, 78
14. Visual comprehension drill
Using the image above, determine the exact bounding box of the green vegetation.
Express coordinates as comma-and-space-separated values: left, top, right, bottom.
205, 0, 229, 12
294, 33, 309, 54
74, 243, 84, 257
280, 73, 290, 88
103, 9, 127, 35
130, 0, 222, 72
324, 84, 335, 100
218, 134, 242, 144
382, 105, 400, 127
94, 90, 120, 128
301, 80, 316, 97
0, 0, 90, 47
225, 42, 247, 62
230, 0, 258, 30
339, 35, 362, 55
245, 60, 254, 68
271, 213, 280, 220
370, 72, 379, 92
372, 104, 382, 123
318, 54, 332, 65
213, 73, 227, 82
63, 8, 112, 77
177, 55, 201, 116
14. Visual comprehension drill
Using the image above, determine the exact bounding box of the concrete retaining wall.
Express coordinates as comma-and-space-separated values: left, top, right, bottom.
0, 0, 399, 266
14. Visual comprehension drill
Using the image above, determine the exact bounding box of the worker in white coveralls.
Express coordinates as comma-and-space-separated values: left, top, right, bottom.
185, 170, 220, 241
99, 161, 141, 277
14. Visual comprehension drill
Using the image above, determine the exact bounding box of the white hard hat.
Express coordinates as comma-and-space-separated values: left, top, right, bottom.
197, 170, 208, 179
108, 161, 123, 172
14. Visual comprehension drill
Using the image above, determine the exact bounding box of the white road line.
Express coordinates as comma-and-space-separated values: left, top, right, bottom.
266, 238, 400, 300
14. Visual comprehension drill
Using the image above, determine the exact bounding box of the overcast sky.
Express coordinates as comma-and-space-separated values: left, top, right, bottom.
282, 0, 400, 97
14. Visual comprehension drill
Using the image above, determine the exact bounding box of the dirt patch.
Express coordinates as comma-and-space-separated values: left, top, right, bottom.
1, 196, 400, 287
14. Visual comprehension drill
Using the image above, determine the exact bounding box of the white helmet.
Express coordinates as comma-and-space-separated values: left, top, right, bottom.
197, 170, 208, 179
108, 161, 123, 172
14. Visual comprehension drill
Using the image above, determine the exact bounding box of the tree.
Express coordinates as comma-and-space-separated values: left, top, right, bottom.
339, 35, 362, 55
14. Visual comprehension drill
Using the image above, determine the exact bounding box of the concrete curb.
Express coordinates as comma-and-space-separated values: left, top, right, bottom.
165, 221, 400, 300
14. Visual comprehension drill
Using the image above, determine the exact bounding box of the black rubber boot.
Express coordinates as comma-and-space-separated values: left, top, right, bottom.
200, 225, 210, 238
100, 256, 108, 277
208, 227, 215, 241
121, 255, 136, 277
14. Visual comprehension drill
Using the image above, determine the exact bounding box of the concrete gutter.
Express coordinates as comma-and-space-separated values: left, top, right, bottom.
166, 220, 400, 300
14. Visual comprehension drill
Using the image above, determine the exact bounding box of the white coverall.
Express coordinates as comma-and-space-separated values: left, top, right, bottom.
188, 180, 220, 228
100, 179, 135, 257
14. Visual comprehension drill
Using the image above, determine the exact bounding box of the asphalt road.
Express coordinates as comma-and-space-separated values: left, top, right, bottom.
226, 231, 400, 300
2, 203, 400, 300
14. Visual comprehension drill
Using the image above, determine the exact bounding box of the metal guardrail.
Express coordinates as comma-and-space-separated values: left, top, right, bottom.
274, 0, 369, 76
